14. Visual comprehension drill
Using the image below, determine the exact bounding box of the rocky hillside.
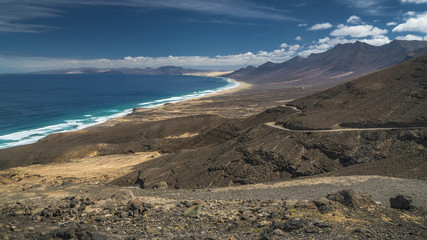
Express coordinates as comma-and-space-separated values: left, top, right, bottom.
112, 55, 427, 189
280, 53, 427, 129
227, 40, 427, 86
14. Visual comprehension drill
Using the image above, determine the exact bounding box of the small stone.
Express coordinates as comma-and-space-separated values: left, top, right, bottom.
390, 195, 413, 210
129, 198, 145, 214
83, 198, 91, 206
120, 211, 129, 218
304, 226, 318, 234
143, 202, 153, 209
352, 228, 372, 237
52, 208, 62, 217
271, 220, 286, 230
153, 181, 168, 189
64, 196, 75, 201
313, 198, 334, 213
33, 215, 42, 222
258, 220, 269, 227
40, 208, 52, 218
272, 228, 285, 236
314, 221, 332, 228
241, 210, 253, 220
284, 219, 304, 232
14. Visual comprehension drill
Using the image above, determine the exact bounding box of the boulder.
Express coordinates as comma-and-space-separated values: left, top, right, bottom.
390, 195, 413, 210
327, 189, 375, 208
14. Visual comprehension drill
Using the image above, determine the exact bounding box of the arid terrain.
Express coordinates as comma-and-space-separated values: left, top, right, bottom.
0, 54, 426, 239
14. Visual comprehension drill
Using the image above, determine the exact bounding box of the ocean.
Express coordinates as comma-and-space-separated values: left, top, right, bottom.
0, 74, 238, 149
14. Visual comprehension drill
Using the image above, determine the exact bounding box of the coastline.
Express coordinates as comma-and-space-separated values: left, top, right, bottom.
0, 73, 250, 149
91, 77, 251, 127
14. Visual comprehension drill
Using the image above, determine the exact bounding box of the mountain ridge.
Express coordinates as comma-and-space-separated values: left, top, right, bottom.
227, 40, 427, 86
35, 66, 207, 75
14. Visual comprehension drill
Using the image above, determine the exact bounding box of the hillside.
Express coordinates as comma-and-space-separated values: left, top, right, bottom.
112, 55, 427, 189
227, 40, 427, 86
280, 53, 427, 129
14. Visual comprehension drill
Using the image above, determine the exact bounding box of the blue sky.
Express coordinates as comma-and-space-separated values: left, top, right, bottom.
0, 0, 427, 73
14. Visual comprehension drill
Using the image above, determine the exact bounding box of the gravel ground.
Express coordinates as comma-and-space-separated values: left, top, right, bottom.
131, 175, 427, 207
1, 175, 426, 239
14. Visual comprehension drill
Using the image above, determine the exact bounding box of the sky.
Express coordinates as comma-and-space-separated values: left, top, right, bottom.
0, 0, 427, 73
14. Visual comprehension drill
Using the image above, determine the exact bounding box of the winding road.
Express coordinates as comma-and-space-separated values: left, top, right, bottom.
264, 122, 400, 132
265, 105, 424, 133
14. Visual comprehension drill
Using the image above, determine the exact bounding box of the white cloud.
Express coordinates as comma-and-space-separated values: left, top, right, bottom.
405, 11, 417, 16
395, 34, 427, 40
392, 12, 427, 33
299, 33, 391, 57
400, 0, 427, 3
298, 37, 357, 56
288, 44, 301, 51
359, 35, 391, 46
295, 36, 302, 41
331, 24, 388, 38
0, 46, 304, 73
387, 22, 398, 26
280, 43, 301, 51
308, 23, 333, 31
347, 15, 362, 24
298, 23, 308, 27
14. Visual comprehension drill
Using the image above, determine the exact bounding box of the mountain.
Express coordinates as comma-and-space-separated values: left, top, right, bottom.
35, 66, 206, 75
227, 40, 427, 86
111, 54, 427, 188
279, 53, 427, 129
404, 47, 427, 61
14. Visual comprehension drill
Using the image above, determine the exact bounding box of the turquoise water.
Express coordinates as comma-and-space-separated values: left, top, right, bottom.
0, 74, 238, 149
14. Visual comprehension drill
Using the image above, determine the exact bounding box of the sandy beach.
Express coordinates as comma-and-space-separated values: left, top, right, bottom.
92, 77, 252, 127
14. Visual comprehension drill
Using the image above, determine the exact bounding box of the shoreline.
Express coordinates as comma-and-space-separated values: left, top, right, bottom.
90, 77, 251, 127
0, 74, 250, 149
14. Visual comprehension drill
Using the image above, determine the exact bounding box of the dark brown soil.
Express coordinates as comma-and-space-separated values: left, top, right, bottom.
282, 54, 427, 129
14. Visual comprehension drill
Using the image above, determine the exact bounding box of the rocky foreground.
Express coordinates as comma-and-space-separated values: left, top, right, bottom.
1, 175, 426, 239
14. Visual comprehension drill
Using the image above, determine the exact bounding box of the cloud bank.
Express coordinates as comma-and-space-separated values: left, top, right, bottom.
0, 47, 301, 73
331, 24, 388, 38
392, 12, 427, 33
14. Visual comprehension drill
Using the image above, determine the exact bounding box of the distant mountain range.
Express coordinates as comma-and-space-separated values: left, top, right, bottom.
36, 66, 206, 75
226, 40, 427, 86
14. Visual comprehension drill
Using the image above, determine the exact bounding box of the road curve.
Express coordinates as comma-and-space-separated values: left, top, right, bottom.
264, 122, 401, 133
270, 104, 425, 132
